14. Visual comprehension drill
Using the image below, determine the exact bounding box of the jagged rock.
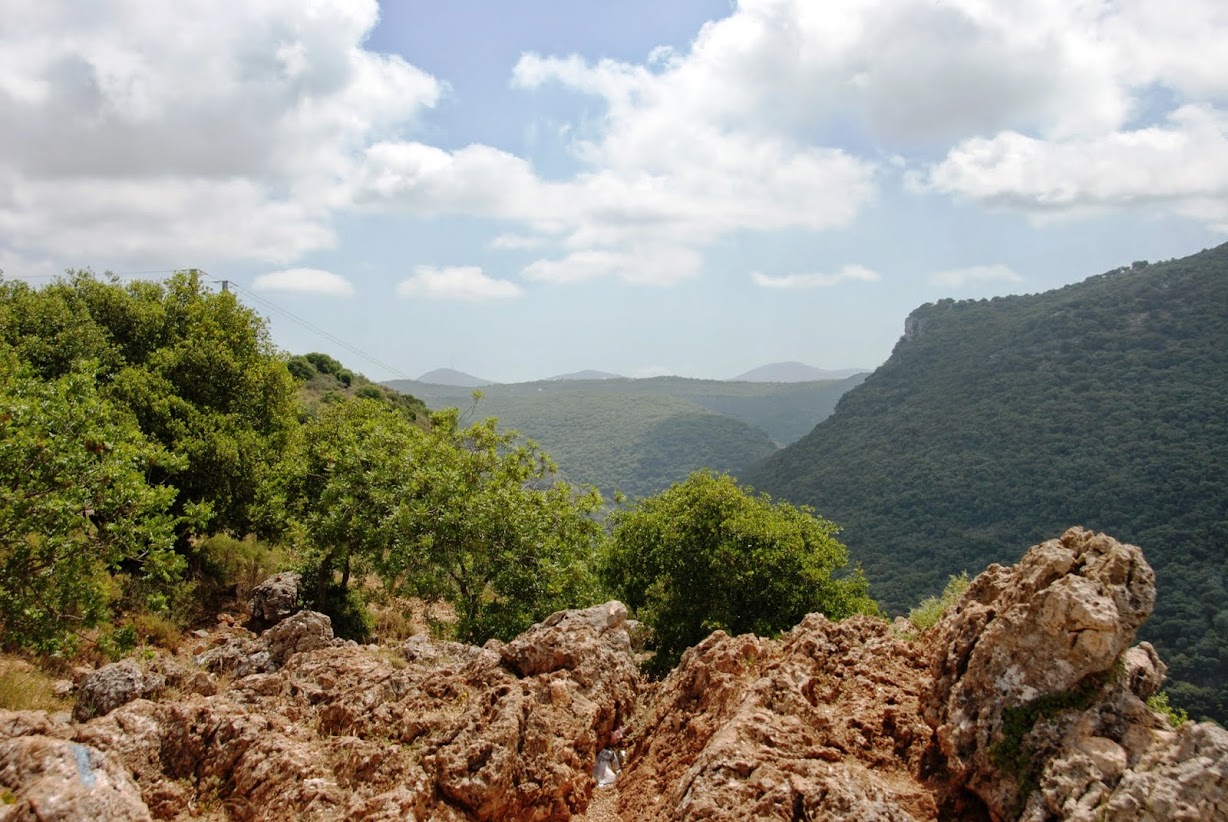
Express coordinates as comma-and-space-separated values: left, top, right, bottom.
6, 601, 639, 821
72, 661, 165, 722
617, 615, 939, 820
926, 527, 1228, 820
247, 571, 302, 627
0, 734, 151, 821
264, 610, 338, 667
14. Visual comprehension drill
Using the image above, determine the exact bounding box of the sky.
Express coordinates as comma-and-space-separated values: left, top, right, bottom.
2, 0, 1226, 383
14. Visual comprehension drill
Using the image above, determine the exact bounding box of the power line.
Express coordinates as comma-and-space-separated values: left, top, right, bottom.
223, 281, 414, 381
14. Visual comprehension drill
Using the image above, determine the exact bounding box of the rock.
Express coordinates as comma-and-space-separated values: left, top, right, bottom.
247, 572, 302, 627
72, 661, 164, 722
926, 527, 1228, 820
617, 615, 939, 820
5, 602, 640, 821
0, 735, 151, 821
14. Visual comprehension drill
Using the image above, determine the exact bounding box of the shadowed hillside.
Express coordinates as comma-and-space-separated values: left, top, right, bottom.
747, 244, 1228, 722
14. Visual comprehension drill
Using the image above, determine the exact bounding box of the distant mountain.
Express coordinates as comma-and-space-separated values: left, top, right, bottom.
548, 370, 625, 381
415, 368, 493, 387
381, 375, 864, 499
731, 362, 868, 382
746, 244, 1228, 723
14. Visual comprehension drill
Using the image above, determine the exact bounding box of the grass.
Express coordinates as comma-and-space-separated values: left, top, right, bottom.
907, 572, 970, 632
0, 656, 69, 712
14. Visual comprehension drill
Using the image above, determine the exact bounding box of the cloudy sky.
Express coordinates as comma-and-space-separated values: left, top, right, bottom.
2, 0, 1225, 382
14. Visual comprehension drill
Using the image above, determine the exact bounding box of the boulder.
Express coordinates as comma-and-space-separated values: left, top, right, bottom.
247, 571, 302, 627
615, 615, 939, 821
72, 661, 164, 722
0, 734, 151, 821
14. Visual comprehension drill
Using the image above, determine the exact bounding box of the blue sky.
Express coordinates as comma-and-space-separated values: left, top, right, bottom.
2, 1, 1225, 382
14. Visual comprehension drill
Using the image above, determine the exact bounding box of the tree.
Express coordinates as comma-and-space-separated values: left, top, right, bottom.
276, 399, 604, 643
0, 271, 299, 548
601, 470, 878, 673
274, 397, 419, 637
0, 351, 182, 654
385, 408, 604, 643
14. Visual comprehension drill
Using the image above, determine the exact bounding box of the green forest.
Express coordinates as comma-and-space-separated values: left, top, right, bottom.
747, 244, 1228, 723
0, 270, 864, 676
385, 374, 863, 498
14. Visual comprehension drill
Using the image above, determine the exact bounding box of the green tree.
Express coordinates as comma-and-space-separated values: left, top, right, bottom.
386, 408, 604, 643
0, 271, 299, 548
275, 398, 419, 637
601, 470, 878, 674
0, 351, 182, 654
276, 399, 604, 643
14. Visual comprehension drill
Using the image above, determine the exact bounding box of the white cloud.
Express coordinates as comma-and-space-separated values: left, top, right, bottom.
752, 265, 881, 289
929, 264, 1022, 288
920, 105, 1228, 229
0, 0, 440, 265
522, 247, 702, 286
252, 268, 354, 296
396, 266, 523, 301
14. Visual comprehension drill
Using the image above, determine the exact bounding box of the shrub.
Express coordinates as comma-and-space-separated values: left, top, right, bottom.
908, 572, 971, 632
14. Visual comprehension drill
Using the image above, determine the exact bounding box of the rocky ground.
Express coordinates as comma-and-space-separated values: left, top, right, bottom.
3, 528, 1227, 820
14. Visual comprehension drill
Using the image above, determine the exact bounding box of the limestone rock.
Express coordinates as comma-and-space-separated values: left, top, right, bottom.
72, 661, 164, 722
247, 571, 302, 627
0, 734, 151, 821
264, 610, 338, 667
617, 615, 939, 820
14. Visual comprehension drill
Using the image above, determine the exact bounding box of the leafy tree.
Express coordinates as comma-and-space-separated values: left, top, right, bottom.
385, 408, 604, 643
275, 398, 419, 636
0, 271, 299, 548
0, 351, 182, 654
601, 470, 878, 674
277, 399, 604, 643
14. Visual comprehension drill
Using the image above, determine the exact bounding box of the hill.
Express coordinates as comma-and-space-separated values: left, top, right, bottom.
416, 367, 492, 386
288, 352, 427, 422
746, 244, 1228, 722
382, 375, 864, 498
548, 369, 624, 381
731, 361, 868, 382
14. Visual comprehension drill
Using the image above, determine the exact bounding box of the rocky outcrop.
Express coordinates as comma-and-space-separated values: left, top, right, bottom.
616, 615, 938, 821
72, 660, 165, 722
615, 527, 1228, 821
247, 571, 302, 627
3, 601, 639, 821
3, 530, 1227, 821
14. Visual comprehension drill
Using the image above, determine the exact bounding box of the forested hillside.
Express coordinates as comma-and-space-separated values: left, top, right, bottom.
747, 244, 1228, 722
384, 375, 863, 498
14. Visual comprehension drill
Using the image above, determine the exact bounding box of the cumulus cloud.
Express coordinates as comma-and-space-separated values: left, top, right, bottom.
929, 264, 1022, 288
396, 266, 523, 301
252, 268, 355, 296
752, 265, 881, 289
919, 106, 1228, 229
0, 0, 439, 265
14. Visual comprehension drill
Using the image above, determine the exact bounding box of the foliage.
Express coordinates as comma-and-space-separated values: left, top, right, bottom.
1147, 690, 1190, 728
388, 375, 864, 499
195, 533, 292, 610
293, 351, 427, 422
0, 658, 68, 712
276, 398, 604, 644
748, 243, 1228, 723
0, 271, 300, 546
908, 573, 970, 632
601, 470, 879, 674
0, 352, 182, 654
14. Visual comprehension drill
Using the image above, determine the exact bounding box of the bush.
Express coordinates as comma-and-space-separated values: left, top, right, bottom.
601, 471, 879, 675
908, 572, 970, 632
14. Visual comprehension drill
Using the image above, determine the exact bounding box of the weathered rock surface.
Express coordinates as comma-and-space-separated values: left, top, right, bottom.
3, 530, 1227, 821
72, 660, 165, 722
4, 601, 638, 821
617, 615, 939, 821
247, 571, 302, 627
